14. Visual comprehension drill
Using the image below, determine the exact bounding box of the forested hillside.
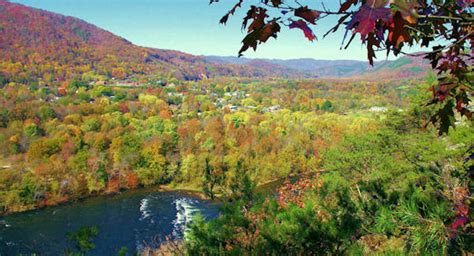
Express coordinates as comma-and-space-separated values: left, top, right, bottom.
0, 0, 430, 87
0, 0, 472, 255
0, 1, 305, 85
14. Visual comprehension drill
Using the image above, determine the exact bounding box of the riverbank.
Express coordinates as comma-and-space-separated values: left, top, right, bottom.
0, 183, 208, 217
159, 183, 206, 200
1, 175, 288, 216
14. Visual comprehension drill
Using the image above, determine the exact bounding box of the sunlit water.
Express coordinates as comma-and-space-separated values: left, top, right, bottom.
0, 188, 219, 255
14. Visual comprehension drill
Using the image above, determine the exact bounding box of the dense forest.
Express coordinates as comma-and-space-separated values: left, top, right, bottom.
0, 75, 472, 254
185, 89, 473, 254
0, 76, 412, 213
0, 0, 472, 255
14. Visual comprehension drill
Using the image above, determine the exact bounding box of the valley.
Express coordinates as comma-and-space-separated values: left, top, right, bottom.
0, 76, 410, 215
0, 0, 472, 255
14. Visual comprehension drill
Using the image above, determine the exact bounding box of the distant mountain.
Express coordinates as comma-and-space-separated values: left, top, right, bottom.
360, 54, 431, 80
0, 1, 304, 85
205, 56, 370, 77
205, 55, 430, 79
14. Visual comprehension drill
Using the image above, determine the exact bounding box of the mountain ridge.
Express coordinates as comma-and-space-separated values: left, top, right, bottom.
204, 55, 430, 79
0, 1, 307, 85
0, 0, 429, 85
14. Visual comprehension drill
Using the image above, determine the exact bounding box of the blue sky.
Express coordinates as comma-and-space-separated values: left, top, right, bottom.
11, 0, 397, 61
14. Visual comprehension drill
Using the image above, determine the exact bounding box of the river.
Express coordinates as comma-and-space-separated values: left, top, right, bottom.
0, 187, 220, 255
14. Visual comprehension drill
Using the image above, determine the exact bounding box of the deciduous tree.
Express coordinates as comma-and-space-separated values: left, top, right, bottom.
211, 0, 473, 133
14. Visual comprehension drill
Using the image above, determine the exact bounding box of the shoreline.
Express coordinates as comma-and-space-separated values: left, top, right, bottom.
0, 183, 210, 217
1, 176, 289, 217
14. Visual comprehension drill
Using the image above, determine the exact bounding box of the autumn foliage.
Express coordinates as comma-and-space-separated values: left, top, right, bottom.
0, 1, 310, 86
212, 0, 473, 134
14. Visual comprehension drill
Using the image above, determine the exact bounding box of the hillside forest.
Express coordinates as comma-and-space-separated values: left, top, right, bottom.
0, 0, 472, 255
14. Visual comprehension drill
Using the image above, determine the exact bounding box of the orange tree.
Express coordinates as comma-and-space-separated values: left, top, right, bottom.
211, 0, 473, 134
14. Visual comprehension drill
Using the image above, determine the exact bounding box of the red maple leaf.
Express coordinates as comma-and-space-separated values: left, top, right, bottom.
339, 0, 358, 13
239, 20, 281, 56
388, 12, 412, 48
248, 8, 268, 32
289, 20, 316, 41
259, 21, 281, 43
294, 6, 320, 25
367, 32, 380, 65
346, 4, 391, 40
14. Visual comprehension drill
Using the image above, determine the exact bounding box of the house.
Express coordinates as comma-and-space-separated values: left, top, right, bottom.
263, 105, 281, 113
113, 81, 140, 87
